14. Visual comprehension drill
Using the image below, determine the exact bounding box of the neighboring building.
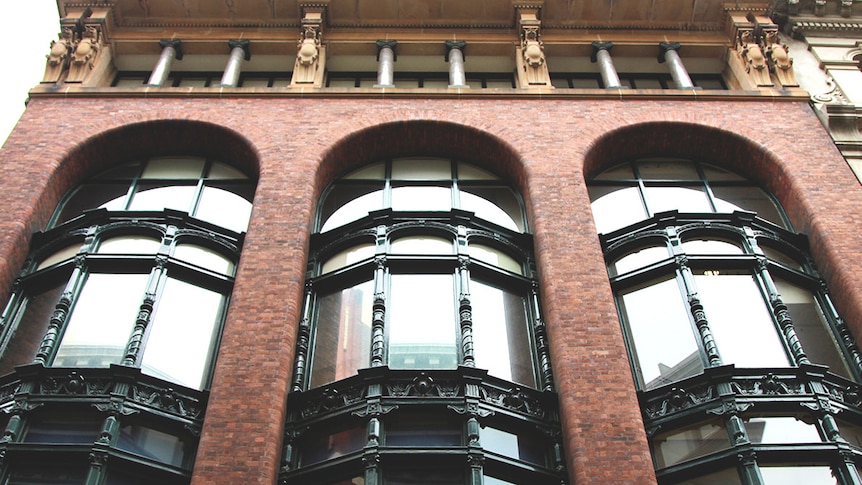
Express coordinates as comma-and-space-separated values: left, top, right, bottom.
1, 1, 862, 484
768, 0, 862, 182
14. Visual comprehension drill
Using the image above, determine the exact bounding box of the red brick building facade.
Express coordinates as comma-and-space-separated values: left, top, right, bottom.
0, 1, 861, 485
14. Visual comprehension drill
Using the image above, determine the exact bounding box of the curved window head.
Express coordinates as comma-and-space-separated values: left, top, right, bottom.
588, 158, 786, 234
318, 157, 526, 233
53, 157, 255, 233
0, 156, 255, 391
285, 156, 563, 485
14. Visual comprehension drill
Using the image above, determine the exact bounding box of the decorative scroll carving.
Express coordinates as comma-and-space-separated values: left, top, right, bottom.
43, 27, 74, 83
298, 384, 365, 419
738, 30, 772, 86
67, 25, 101, 82
515, 6, 551, 88
481, 385, 547, 418
731, 373, 806, 395
763, 31, 797, 86
40, 372, 112, 396
130, 384, 204, 419
643, 385, 717, 420
290, 6, 326, 87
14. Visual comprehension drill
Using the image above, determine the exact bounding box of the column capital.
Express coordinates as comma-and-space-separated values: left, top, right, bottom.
445, 40, 467, 61
228, 39, 251, 61
658, 41, 681, 63
159, 39, 183, 60
591, 41, 614, 62
376, 40, 397, 61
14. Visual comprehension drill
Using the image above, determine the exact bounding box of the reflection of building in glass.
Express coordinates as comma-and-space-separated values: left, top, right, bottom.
1, 1, 862, 484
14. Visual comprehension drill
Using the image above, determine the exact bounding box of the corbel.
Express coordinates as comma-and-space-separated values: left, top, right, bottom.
42, 24, 75, 83
514, 3, 552, 89
290, 3, 328, 87
737, 28, 772, 86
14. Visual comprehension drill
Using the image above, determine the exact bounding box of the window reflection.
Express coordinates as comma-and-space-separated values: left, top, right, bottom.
644, 186, 711, 214
470, 244, 522, 274
471, 281, 534, 387
651, 419, 729, 468
98, 236, 160, 255
53, 273, 149, 367
694, 273, 789, 368
759, 466, 837, 485
744, 416, 822, 444
321, 244, 375, 274
481, 425, 547, 466
36, 244, 82, 270
310, 281, 373, 387
390, 236, 453, 255
174, 244, 235, 275
619, 278, 703, 389
388, 274, 457, 370
141, 278, 224, 390
588, 186, 646, 234
611, 245, 669, 276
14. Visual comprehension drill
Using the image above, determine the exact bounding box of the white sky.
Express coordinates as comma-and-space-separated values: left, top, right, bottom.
0, 1, 61, 147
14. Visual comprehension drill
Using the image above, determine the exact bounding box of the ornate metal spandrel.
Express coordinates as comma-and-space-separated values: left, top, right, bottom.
128, 382, 206, 421
729, 372, 807, 396
296, 383, 367, 420
39, 371, 113, 397
480, 384, 548, 419
641, 383, 718, 421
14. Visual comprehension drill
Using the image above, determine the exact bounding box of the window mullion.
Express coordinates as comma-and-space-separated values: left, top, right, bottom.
458, 257, 475, 368
669, 227, 723, 368
33, 255, 88, 365
292, 282, 315, 392
530, 280, 554, 392
121, 258, 168, 367
370, 255, 387, 368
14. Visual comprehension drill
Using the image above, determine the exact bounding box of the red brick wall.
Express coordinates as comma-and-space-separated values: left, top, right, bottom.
0, 96, 858, 485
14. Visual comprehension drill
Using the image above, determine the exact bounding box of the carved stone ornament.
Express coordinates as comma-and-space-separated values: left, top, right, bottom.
763, 31, 798, 87
738, 30, 772, 86
290, 7, 326, 87
515, 7, 551, 88
43, 27, 74, 83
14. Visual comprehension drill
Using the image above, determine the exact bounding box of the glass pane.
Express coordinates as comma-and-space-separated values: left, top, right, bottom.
141, 157, 205, 179
702, 165, 745, 181
694, 273, 790, 368
745, 416, 822, 444
591, 163, 634, 181
343, 162, 385, 180
681, 239, 743, 255
118, 424, 192, 468
644, 186, 712, 214
391, 186, 451, 211
760, 466, 837, 485
37, 244, 82, 270
177, 78, 208, 87
637, 160, 700, 180
761, 245, 803, 270
98, 236, 161, 254
174, 244, 235, 275
836, 419, 862, 448
481, 426, 547, 465
712, 186, 784, 227
619, 278, 703, 389
470, 244, 522, 274
484, 476, 517, 485
321, 244, 375, 274
391, 158, 451, 180
195, 185, 254, 232
588, 185, 646, 233
390, 236, 453, 255
652, 419, 729, 468
0, 283, 65, 375
310, 281, 373, 387
320, 187, 384, 232
55, 183, 130, 223
23, 415, 101, 443
457, 163, 496, 180
776, 278, 852, 378
611, 245, 669, 276
54, 273, 148, 367
7, 468, 87, 485
207, 161, 248, 179
471, 281, 535, 387
388, 274, 457, 370
460, 187, 523, 231
674, 468, 742, 485
301, 425, 366, 465
128, 184, 196, 212
141, 278, 224, 389
634, 78, 663, 89
572, 78, 602, 88
387, 414, 462, 446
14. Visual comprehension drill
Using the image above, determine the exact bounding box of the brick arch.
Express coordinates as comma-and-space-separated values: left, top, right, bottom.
313, 119, 527, 200
582, 120, 792, 202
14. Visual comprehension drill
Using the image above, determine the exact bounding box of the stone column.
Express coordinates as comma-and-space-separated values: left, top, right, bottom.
445, 41, 469, 88
659, 42, 695, 89
374, 40, 397, 88
146, 40, 183, 86
219, 40, 251, 87
591, 42, 622, 89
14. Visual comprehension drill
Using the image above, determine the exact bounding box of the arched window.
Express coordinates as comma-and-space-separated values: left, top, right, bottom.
283, 157, 565, 485
589, 158, 862, 485
0, 156, 255, 484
